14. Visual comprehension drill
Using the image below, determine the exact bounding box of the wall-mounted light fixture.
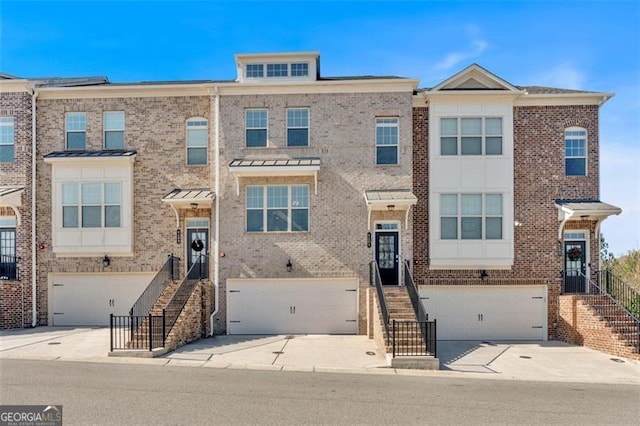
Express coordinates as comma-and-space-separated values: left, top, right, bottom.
286, 259, 292, 272
190, 203, 198, 210
480, 270, 488, 281
386, 204, 395, 211
176, 229, 181, 244
367, 232, 372, 248
102, 255, 111, 267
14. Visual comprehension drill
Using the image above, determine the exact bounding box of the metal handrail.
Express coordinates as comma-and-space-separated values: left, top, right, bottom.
370, 261, 390, 341
597, 270, 640, 321
163, 254, 206, 340
578, 271, 639, 353
0, 255, 20, 281
130, 254, 179, 318
403, 259, 427, 322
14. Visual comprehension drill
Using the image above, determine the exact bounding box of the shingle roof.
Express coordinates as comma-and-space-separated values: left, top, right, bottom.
519, 86, 599, 95
43, 150, 137, 159
229, 158, 321, 167
29, 77, 110, 87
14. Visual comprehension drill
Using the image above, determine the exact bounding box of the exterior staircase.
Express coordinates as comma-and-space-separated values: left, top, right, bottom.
382, 286, 421, 352
126, 280, 180, 349
584, 295, 639, 355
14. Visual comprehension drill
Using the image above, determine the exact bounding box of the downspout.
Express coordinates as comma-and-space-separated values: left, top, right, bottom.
31, 88, 38, 327
209, 86, 220, 335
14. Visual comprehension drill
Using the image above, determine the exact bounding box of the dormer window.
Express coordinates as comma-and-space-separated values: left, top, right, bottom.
291, 63, 309, 77
244, 62, 311, 79
267, 63, 288, 77
237, 52, 318, 83
246, 64, 264, 78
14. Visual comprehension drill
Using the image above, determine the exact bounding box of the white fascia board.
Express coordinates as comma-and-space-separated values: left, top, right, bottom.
162, 197, 214, 208
229, 165, 320, 176
217, 79, 419, 96
43, 155, 137, 165
431, 64, 520, 92
36, 83, 214, 100
365, 199, 417, 210
235, 51, 320, 62
0, 79, 32, 93
515, 93, 614, 107
424, 91, 523, 102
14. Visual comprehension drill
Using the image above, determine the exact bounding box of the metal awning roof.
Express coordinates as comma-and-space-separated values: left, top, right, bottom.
228, 157, 321, 195
162, 188, 215, 227
364, 189, 418, 229
0, 186, 24, 225
555, 199, 622, 239
44, 150, 137, 163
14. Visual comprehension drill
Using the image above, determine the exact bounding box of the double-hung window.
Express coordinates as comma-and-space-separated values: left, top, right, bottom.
104, 111, 125, 149
565, 127, 587, 176
186, 118, 208, 165
286, 108, 309, 147
246, 109, 268, 148
62, 182, 121, 228
440, 117, 503, 156
376, 117, 399, 165
0, 117, 15, 162
246, 185, 309, 233
440, 194, 503, 240
66, 112, 86, 150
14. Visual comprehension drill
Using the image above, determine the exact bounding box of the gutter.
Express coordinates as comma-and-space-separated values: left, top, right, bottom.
210, 86, 220, 335
31, 88, 38, 327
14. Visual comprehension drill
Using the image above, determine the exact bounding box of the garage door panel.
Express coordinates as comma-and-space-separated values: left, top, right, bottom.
227, 278, 358, 335
420, 285, 547, 341
52, 273, 154, 326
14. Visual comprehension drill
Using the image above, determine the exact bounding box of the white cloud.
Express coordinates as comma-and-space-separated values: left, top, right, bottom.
530, 64, 587, 89
433, 28, 488, 71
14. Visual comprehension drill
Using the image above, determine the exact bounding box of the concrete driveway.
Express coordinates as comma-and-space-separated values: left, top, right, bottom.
1, 327, 639, 384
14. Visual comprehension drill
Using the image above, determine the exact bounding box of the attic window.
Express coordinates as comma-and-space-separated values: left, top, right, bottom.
245, 62, 310, 79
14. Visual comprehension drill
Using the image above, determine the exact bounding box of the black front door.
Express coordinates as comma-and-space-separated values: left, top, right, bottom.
187, 229, 209, 279
376, 232, 399, 286
564, 241, 586, 293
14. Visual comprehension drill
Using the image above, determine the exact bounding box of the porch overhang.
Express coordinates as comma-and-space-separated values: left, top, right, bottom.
228, 157, 321, 196
0, 186, 24, 226
162, 188, 215, 227
555, 199, 622, 240
364, 189, 417, 230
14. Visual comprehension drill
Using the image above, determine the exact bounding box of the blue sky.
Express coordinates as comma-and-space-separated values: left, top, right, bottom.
1, 0, 638, 255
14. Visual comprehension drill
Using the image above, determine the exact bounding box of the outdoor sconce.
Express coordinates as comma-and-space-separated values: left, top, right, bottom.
102, 255, 111, 267
386, 204, 395, 211
367, 232, 371, 248
176, 229, 181, 244
480, 270, 488, 281
286, 259, 292, 272
190, 202, 198, 210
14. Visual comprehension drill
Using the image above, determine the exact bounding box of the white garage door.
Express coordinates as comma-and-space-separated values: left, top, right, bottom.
51, 273, 155, 326
420, 285, 547, 341
227, 278, 358, 335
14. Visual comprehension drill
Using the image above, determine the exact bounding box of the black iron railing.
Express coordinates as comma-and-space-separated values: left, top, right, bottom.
370, 261, 390, 341
130, 254, 179, 318
0, 255, 19, 281
579, 271, 639, 353
392, 320, 437, 357
110, 314, 165, 351
403, 259, 427, 322
163, 254, 205, 340
598, 270, 640, 320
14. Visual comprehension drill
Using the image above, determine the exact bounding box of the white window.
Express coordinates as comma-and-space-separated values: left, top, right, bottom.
376, 117, 399, 165
246, 64, 264, 78
440, 194, 503, 240
62, 182, 121, 228
266, 63, 288, 77
66, 112, 86, 150
246, 109, 268, 148
440, 117, 503, 156
565, 127, 587, 176
291, 63, 309, 77
0, 117, 15, 162
286, 108, 309, 147
186, 118, 208, 165
104, 111, 125, 149
246, 185, 309, 233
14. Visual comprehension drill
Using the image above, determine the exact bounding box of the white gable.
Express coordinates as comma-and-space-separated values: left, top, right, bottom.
431, 64, 521, 92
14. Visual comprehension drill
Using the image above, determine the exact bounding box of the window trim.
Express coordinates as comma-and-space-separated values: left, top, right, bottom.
61, 182, 122, 229
440, 116, 503, 157
246, 184, 309, 233
286, 108, 310, 147
440, 193, 504, 240
103, 111, 125, 150
186, 117, 209, 166
245, 109, 268, 148
65, 112, 87, 150
0, 117, 15, 163
375, 117, 399, 165
564, 126, 587, 177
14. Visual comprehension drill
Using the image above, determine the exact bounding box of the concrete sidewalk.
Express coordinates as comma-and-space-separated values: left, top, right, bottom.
1, 327, 639, 384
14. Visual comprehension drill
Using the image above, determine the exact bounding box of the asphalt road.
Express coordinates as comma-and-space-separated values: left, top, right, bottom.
1, 359, 638, 425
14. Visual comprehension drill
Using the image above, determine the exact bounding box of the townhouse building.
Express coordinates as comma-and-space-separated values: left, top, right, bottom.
1, 53, 633, 359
